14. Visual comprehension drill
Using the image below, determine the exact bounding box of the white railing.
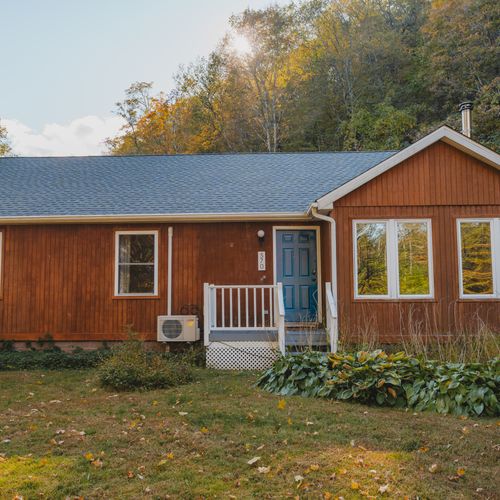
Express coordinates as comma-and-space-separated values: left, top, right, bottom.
274, 282, 286, 355
204, 283, 286, 349
325, 281, 338, 352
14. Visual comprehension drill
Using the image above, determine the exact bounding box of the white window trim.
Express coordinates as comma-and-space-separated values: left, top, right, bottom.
114, 230, 159, 297
457, 218, 500, 299
353, 219, 434, 300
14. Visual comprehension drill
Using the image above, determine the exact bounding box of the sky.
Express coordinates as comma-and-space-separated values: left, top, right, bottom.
0, 0, 284, 156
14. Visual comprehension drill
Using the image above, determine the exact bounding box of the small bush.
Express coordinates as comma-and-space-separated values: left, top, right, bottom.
98, 336, 193, 391
257, 351, 500, 417
165, 344, 206, 367
0, 349, 110, 370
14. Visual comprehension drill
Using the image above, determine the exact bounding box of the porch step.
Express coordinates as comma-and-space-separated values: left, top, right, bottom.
285, 329, 327, 347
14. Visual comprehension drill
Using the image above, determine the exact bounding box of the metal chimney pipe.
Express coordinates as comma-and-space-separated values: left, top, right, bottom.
459, 101, 473, 138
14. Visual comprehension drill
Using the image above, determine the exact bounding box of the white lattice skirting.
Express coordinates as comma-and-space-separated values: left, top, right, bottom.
206, 341, 279, 370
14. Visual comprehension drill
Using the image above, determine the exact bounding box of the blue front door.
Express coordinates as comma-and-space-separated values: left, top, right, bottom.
276, 230, 318, 322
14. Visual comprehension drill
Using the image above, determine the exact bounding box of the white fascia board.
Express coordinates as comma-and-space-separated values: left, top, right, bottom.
316, 126, 500, 210
0, 211, 310, 225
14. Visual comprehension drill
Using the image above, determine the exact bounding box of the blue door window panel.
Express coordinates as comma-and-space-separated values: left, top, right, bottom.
299, 285, 310, 309
299, 247, 309, 276
282, 248, 294, 277
283, 285, 295, 310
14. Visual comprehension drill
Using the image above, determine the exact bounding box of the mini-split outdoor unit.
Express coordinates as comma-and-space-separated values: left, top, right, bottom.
157, 315, 200, 342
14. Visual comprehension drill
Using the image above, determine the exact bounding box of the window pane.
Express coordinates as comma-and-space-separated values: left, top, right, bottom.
119, 234, 155, 264
118, 265, 155, 294
356, 223, 388, 295
397, 222, 430, 295
460, 222, 493, 295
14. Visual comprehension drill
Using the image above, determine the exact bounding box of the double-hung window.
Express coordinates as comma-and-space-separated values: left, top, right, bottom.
457, 219, 500, 299
115, 231, 158, 296
354, 219, 434, 299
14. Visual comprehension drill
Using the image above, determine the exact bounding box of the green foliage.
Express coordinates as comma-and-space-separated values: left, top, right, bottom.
98, 336, 194, 391
257, 351, 500, 417
0, 349, 110, 370
0, 339, 15, 352
165, 344, 206, 368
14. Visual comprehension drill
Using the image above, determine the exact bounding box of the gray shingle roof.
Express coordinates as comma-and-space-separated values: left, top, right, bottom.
0, 151, 395, 217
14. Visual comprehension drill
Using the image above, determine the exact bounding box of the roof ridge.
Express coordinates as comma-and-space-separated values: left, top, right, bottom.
0, 149, 397, 160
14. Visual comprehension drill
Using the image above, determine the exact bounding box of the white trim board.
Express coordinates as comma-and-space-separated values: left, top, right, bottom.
316, 126, 500, 210
272, 225, 323, 322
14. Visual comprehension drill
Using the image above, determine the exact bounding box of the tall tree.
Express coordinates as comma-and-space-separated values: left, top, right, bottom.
106, 82, 155, 154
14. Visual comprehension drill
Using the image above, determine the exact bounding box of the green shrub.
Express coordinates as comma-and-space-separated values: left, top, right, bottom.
164, 344, 206, 368
98, 336, 193, 391
0, 348, 110, 370
257, 351, 500, 417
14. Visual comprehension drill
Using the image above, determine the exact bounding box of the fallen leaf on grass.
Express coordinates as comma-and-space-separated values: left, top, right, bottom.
294, 474, 304, 482
379, 484, 389, 494
351, 480, 360, 490
178, 412, 188, 416
277, 399, 287, 410
457, 467, 466, 477
247, 456, 261, 465
127, 470, 134, 478
84, 452, 94, 461
258, 466, 270, 474
92, 459, 103, 468
200, 427, 209, 434
428, 463, 439, 473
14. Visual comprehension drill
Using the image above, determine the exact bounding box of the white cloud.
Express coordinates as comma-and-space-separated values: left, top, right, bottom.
3, 115, 125, 156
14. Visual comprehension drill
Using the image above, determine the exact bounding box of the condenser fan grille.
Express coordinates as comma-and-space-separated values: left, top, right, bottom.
162, 319, 183, 339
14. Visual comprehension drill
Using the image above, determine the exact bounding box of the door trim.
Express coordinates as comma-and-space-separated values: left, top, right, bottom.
272, 226, 322, 323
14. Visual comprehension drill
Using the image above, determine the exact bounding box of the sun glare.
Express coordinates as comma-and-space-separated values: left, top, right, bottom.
232, 34, 252, 56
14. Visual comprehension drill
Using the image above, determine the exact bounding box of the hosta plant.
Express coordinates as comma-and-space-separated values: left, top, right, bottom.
257, 351, 499, 417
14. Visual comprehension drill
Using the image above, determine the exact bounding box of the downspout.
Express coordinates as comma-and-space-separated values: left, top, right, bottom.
310, 204, 337, 304
310, 204, 338, 352
167, 226, 173, 316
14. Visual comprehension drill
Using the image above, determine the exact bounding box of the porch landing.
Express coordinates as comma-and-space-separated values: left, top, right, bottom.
204, 283, 337, 370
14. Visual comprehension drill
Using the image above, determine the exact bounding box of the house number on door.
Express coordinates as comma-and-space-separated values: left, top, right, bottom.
257, 251, 266, 271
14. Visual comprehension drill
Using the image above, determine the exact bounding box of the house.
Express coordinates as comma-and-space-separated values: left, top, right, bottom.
0, 125, 499, 369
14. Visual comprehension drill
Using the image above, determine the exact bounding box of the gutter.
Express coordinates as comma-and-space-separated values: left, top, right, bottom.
0, 211, 310, 225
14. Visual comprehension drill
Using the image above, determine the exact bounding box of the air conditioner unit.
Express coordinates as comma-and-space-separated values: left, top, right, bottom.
157, 315, 200, 342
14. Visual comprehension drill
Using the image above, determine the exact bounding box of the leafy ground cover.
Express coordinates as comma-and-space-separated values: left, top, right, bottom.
258, 351, 500, 417
0, 369, 498, 498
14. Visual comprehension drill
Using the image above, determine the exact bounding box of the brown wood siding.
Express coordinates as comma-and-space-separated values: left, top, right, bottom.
0, 221, 323, 341
333, 141, 500, 340
336, 142, 500, 207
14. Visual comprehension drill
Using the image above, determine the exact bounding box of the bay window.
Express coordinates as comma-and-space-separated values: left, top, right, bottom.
115, 231, 158, 296
354, 219, 433, 299
458, 219, 500, 298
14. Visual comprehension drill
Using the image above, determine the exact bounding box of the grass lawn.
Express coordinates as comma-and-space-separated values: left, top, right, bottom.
0, 369, 498, 499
